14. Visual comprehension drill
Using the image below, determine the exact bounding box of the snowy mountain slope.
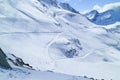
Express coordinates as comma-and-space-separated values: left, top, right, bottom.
85, 7, 120, 25
54, 60, 120, 80
38, 0, 79, 13
0, 67, 90, 80
0, 0, 120, 80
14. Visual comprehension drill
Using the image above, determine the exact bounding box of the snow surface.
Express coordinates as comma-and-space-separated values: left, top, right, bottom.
0, 67, 89, 80
0, 0, 120, 80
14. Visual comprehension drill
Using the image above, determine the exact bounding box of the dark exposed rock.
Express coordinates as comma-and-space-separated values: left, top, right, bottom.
65, 49, 77, 58
0, 48, 12, 69
8, 54, 33, 69
0, 48, 32, 70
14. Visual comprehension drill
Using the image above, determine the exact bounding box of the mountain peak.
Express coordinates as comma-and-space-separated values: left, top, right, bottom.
38, 0, 58, 7
37, 0, 79, 13
59, 2, 79, 13
85, 5, 120, 25
85, 10, 99, 20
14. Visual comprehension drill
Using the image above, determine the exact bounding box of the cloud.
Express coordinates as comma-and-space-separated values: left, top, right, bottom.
93, 5, 101, 10
93, 2, 120, 12
102, 2, 120, 11
81, 4, 101, 14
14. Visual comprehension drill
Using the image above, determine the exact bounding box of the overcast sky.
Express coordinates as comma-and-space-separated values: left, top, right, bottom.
57, 0, 120, 13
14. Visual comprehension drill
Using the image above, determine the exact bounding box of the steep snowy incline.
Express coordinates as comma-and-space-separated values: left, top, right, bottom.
0, 0, 120, 80
0, 0, 61, 32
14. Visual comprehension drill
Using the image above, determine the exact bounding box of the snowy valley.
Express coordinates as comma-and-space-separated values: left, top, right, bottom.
0, 0, 120, 80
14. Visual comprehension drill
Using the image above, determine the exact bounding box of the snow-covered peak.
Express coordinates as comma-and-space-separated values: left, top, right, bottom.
85, 6, 120, 25
59, 2, 79, 13
38, 0, 58, 7
37, 0, 79, 13
85, 10, 99, 20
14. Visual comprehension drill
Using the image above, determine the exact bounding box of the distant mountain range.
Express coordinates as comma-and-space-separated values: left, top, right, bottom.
85, 7, 120, 25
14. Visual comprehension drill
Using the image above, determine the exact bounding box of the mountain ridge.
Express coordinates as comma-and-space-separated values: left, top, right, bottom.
85, 6, 120, 25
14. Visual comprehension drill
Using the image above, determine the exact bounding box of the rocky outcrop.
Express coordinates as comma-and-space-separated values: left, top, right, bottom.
0, 48, 12, 69
0, 48, 32, 70
8, 54, 33, 69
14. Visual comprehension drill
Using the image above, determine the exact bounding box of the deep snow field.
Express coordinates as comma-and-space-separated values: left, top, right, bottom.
0, 0, 120, 80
